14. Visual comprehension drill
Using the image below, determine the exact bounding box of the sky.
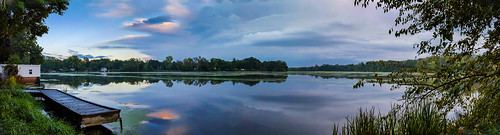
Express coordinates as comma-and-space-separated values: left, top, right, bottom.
37, 0, 430, 67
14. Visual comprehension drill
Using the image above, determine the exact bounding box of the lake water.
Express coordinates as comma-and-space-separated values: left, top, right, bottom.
41, 72, 402, 135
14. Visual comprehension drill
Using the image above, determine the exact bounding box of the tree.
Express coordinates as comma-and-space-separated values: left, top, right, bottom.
210, 58, 224, 71
122, 58, 143, 72
354, 0, 500, 132
2, 64, 18, 77
82, 57, 90, 71
41, 56, 62, 72
163, 56, 173, 70
0, 0, 69, 63
10, 33, 45, 64
63, 55, 82, 71
182, 58, 195, 71
6, 54, 22, 64
146, 60, 161, 70
242, 57, 261, 71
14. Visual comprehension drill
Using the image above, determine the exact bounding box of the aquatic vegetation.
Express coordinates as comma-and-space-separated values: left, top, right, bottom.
333, 101, 448, 135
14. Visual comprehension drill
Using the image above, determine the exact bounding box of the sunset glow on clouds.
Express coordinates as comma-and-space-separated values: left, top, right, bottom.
38, 0, 426, 66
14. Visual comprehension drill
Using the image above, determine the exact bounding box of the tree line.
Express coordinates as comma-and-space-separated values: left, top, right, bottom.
290, 57, 445, 72
41, 56, 288, 72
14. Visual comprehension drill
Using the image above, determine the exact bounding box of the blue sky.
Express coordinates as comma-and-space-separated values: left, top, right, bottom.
38, 0, 429, 66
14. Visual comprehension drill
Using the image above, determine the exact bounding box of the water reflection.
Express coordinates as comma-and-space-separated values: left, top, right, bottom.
41, 73, 287, 89
41, 73, 401, 135
147, 109, 179, 120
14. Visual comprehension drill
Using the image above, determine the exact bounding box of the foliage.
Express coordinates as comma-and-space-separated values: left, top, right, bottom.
9, 33, 45, 64
5, 54, 22, 64
0, 0, 69, 63
42, 56, 288, 72
0, 85, 77, 134
1, 76, 23, 89
291, 59, 420, 72
63, 55, 83, 71
354, 0, 500, 132
2, 64, 18, 77
333, 102, 448, 135
42, 72, 288, 88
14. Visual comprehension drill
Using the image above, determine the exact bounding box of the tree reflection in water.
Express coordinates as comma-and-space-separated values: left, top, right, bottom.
41, 73, 287, 89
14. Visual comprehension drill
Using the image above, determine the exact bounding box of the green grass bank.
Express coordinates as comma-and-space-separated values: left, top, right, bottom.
0, 77, 77, 134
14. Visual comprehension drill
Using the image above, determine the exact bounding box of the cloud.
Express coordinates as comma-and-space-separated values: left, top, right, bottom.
43, 51, 108, 60
43, 52, 66, 60
237, 30, 357, 47
76, 54, 108, 59
83, 0, 423, 65
215, 0, 255, 3
66, 49, 109, 59
143, 16, 172, 24
97, 34, 152, 49
124, 16, 181, 34
68, 49, 79, 55
96, 3, 134, 18
164, 0, 190, 18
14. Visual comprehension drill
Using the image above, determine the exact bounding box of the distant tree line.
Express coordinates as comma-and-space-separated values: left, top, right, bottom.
289, 58, 445, 72
41, 56, 288, 72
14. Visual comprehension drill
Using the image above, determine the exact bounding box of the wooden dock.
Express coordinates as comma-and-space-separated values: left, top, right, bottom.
22, 89, 121, 128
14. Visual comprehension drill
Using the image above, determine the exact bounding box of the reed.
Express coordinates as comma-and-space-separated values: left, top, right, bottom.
333, 101, 447, 135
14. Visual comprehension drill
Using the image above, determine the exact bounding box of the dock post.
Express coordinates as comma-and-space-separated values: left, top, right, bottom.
119, 117, 123, 131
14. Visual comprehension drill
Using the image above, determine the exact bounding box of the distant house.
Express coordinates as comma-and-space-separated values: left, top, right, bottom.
101, 67, 107, 72
0, 64, 41, 85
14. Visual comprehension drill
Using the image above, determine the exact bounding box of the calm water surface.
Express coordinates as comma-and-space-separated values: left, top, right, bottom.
41, 73, 402, 135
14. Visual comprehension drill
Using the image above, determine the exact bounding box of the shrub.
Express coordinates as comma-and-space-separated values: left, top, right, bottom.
1, 76, 23, 89
2, 64, 18, 77
0, 84, 78, 134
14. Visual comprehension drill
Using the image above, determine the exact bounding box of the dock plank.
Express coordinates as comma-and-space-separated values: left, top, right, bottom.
41, 90, 115, 115
13, 89, 121, 127
34, 89, 121, 127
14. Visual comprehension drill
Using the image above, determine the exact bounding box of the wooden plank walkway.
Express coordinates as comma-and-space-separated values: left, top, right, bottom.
22, 89, 121, 128
41, 90, 116, 116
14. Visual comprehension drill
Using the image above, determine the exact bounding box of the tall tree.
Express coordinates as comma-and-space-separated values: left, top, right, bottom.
354, 0, 500, 131
63, 55, 82, 71
0, 0, 69, 63
163, 56, 173, 70
9, 33, 45, 64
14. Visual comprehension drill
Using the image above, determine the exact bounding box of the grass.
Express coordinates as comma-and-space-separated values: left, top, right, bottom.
333, 101, 448, 135
0, 77, 78, 134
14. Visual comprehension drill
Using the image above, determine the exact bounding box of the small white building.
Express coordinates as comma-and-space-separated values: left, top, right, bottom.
101, 67, 107, 72
0, 64, 41, 85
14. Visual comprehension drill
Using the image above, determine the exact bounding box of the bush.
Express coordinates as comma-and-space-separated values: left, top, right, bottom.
1, 76, 23, 89
3, 64, 18, 77
0, 84, 78, 134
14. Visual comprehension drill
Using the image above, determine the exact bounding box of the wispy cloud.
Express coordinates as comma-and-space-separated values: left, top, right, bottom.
164, 0, 190, 18
67, 49, 109, 59
91, 0, 135, 18
124, 16, 181, 34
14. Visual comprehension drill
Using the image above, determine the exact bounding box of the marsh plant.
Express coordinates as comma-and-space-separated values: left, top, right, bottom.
0, 77, 77, 134
333, 101, 448, 135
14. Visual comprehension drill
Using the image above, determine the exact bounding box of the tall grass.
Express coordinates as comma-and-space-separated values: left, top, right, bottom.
333, 101, 448, 135
0, 77, 78, 134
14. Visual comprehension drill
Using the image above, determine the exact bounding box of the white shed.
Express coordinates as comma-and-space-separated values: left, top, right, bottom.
0, 64, 41, 85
